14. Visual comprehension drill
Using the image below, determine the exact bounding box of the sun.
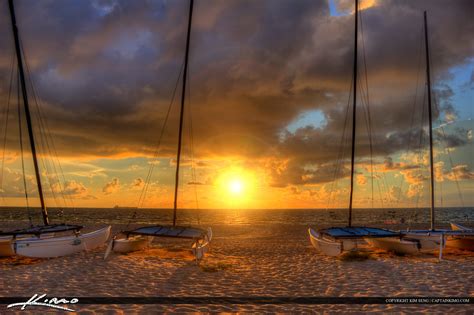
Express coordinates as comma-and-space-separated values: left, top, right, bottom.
216, 167, 256, 205
228, 179, 244, 195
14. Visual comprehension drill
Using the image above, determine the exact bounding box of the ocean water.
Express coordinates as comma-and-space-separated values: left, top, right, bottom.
0, 207, 472, 227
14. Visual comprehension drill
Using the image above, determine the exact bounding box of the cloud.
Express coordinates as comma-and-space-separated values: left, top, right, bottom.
382, 157, 419, 171
470, 69, 474, 88
286, 184, 334, 202
445, 165, 474, 181
0, 167, 36, 197
388, 185, 402, 201
187, 181, 204, 185
60, 180, 97, 199
128, 164, 141, 170
401, 169, 427, 185
434, 161, 444, 182
131, 177, 144, 189
266, 158, 351, 187
102, 178, 120, 194
407, 183, 423, 199
169, 159, 208, 167
435, 128, 469, 149
357, 174, 367, 185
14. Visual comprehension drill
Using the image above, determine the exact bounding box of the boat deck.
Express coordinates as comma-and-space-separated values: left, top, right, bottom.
123, 225, 207, 240
0, 224, 83, 236
320, 226, 401, 239
402, 229, 474, 237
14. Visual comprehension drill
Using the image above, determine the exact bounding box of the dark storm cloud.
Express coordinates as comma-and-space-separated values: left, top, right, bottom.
0, 0, 472, 187
435, 128, 469, 149
268, 160, 352, 188
382, 157, 419, 172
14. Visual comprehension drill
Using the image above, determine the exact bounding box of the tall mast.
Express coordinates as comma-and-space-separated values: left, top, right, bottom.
348, 0, 358, 227
424, 11, 435, 230
8, 0, 49, 225
173, 0, 194, 226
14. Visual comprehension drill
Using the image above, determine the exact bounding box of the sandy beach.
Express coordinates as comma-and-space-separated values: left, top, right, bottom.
1, 222, 473, 314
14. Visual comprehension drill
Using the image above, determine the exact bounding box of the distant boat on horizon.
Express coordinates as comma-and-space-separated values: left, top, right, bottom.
113, 205, 138, 210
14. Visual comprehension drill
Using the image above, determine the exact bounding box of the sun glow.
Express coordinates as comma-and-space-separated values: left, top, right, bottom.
359, 0, 377, 11
216, 167, 257, 206
228, 179, 243, 195
331, 0, 378, 16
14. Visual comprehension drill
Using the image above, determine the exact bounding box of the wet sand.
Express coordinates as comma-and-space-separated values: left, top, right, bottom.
1, 223, 473, 313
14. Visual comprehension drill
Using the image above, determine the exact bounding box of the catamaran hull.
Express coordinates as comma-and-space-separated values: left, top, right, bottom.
446, 237, 474, 251
192, 228, 213, 261
308, 228, 342, 256
342, 239, 366, 251
308, 228, 368, 256
366, 231, 444, 255
15, 226, 111, 258
447, 223, 474, 250
401, 233, 443, 252
365, 237, 421, 255
112, 236, 152, 254
0, 233, 57, 257
0, 238, 15, 257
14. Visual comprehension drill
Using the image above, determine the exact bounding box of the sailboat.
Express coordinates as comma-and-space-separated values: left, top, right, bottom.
105, 0, 211, 261
365, 12, 474, 256
308, 0, 401, 257
0, 0, 110, 258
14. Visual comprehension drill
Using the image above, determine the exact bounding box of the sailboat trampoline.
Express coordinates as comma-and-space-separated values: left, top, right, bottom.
318, 227, 401, 239
123, 225, 208, 240
0, 224, 83, 237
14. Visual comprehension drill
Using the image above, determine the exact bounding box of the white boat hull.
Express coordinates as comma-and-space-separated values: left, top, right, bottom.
15, 226, 111, 258
402, 232, 443, 252
367, 230, 447, 255
192, 228, 213, 261
365, 237, 421, 255
308, 228, 342, 256
341, 238, 366, 251
0, 233, 57, 257
112, 236, 152, 254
